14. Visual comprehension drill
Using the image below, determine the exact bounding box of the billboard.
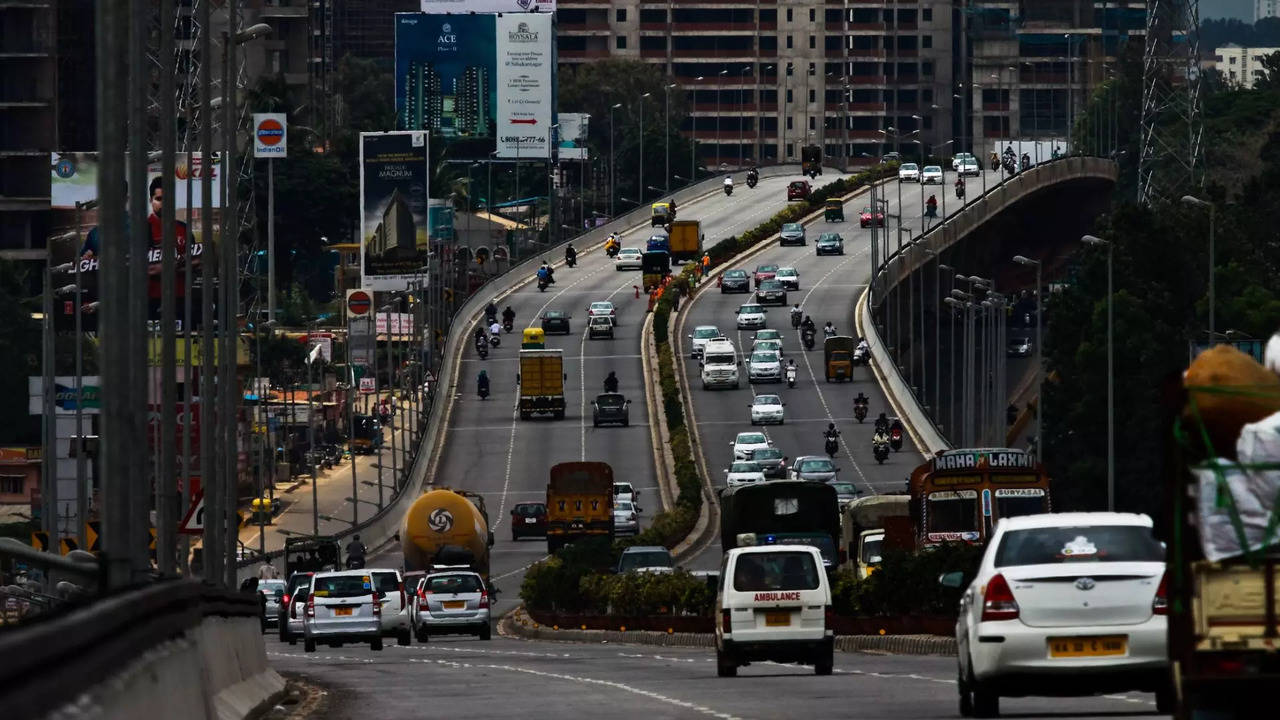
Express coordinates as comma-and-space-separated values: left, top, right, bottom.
419, 0, 555, 11
359, 131, 432, 292
557, 113, 590, 161
51, 151, 225, 210
394, 13, 554, 159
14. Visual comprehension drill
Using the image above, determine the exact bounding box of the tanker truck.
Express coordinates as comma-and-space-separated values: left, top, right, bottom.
400, 488, 495, 580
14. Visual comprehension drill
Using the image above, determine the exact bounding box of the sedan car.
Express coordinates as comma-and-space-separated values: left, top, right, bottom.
787, 180, 811, 201
1007, 337, 1032, 357
748, 349, 782, 384
613, 499, 640, 536
750, 447, 788, 478
752, 338, 783, 357
413, 570, 491, 641
921, 165, 944, 184
720, 269, 750, 293
954, 153, 980, 177
591, 392, 630, 427
749, 394, 785, 425
816, 233, 845, 256
788, 455, 840, 482
617, 546, 675, 574
588, 301, 617, 326
614, 247, 643, 270
735, 303, 767, 329
510, 502, 547, 540
753, 264, 779, 288
779, 222, 806, 246
859, 207, 885, 228
775, 267, 800, 290
829, 481, 861, 506
951, 512, 1171, 716
541, 310, 571, 335
689, 325, 723, 358
898, 162, 920, 182
755, 279, 788, 306
587, 315, 614, 339
753, 329, 782, 343
724, 461, 767, 486
732, 431, 772, 460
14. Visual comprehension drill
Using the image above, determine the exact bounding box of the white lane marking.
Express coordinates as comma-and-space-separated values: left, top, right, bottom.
579, 282, 636, 461
491, 556, 547, 581
405, 656, 746, 720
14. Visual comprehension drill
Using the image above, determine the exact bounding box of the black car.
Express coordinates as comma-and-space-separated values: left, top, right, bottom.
541, 310, 571, 334
816, 233, 844, 256
510, 502, 548, 540
755, 279, 788, 306
592, 393, 631, 427
751, 446, 788, 478
720, 269, 750, 293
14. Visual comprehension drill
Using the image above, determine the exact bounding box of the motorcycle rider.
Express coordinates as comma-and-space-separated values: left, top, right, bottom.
801, 315, 816, 334
565, 243, 577, 267
824, 422, 840, 444
605, 234, 620, 257
954, 177, 965, 199
723, 175, 734, 193
1021, 152, 1030, 170
856, 337, 870, 356
501, 305, 516, 327
925, 194, 938, 218
889, 417, 905, 436
854, 392, 869, 408
872, 428, 891, 449
823, 321, 837, 338
477, 369, 490, 398
345, 534, 367, 566
489, 319, 502, 338
474, 326, 488, 347
790, 304, 803, 327
536, 264, 552, 286
785, 358, 798, 380
747, 166, 759, 185
603, 371, 620, 393
874, 412, 890, 434
485, 300, 498, 323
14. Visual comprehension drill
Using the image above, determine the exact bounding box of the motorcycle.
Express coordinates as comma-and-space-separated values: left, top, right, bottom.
503, 317, 514, 333
853, 346, 869, 366
824, 435, 839, 458
890, 427, 904, 452
537, 277, 549, 292
488, 333, 501, 347
872, 440, 890, 464
786, 366, 797, 388
478, 383, 490, 400
606, 244, 620, 258
346, 555, 366, 570
566, 253, 577, 268
476, 340, 489, 360
724, 184, 733, 196
955, 183, 965, 200
801, 328, 816, 351
746, 173, 758, 189
854, 403, 868, 424
791, 312, 802, 329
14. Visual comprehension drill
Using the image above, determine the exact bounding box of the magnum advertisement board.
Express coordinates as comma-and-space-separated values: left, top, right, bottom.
359, 131, 432, 292
419, 0, 555, 11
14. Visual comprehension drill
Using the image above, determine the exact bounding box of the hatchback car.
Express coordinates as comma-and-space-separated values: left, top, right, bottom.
753, 328, 782, 343
751, 447, 788, 478
829, 481, 861, 506
541, 310, 571, 335
748, 350, 782, 384
303, 570, 384, 652
614, 481, 639, 507
278, 571, 315, 644
779, 222, 806, 246
750, 394, 785, 425
414, 570, 492, 641
510, 502, 547, 540
859, 207, 885, 228
588, 301, 617, 326
617, 546, 675, 574
613, 499, 640, 536
725, 461, 767, 486
591, 392, 630, 427
587, 315, 614, 339
787, 180, 811, 201
370, 568, 412, 646
732, 431, 772, 460
921, 165, 944, 184
720, 269, 750, 293
950, 512, 1171, 716
774, 267, 800, 290
614, 247, 643, 270
898, 162, 921, 182
788, 455, 840, 482
815, 233, 844, 256
1007, 337, 1032, 357
755, 279, 788, 306
735, 304, 767, 329
752, 338, 783, 357
259, 579, 287, 628
753, 264, 778, 288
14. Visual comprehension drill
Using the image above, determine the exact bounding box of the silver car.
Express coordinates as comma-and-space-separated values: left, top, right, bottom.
748, 349, 782, 383
259, 579, 287, 627
279, 572, 315, 645
788, 455, 840, 482
303, 570, 384, 652
614, 499, 640, 536
414, 571, 492, 641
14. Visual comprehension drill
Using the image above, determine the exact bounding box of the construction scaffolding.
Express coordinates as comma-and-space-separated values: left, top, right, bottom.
1138, 0, 1205, 204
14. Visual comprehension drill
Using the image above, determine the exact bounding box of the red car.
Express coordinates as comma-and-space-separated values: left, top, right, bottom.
787, 180, 811, 201
510, 502, 547, 541
859, 206, 885, 228
753, 263, 779, 288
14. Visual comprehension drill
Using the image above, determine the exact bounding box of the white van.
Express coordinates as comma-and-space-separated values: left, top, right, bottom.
715, 545, 834, 677
701, 339, 740, 390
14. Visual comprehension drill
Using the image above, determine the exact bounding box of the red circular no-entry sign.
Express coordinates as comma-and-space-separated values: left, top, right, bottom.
347, 290, 372, 317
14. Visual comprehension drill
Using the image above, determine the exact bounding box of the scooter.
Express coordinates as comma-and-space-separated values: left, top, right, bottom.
746, 173, 758, 189
478, 384, 490, 400
566, 254, 577, 268
786, 366, 797, 388
346, 555, 366, 570
488, 333, 501, 347
537, 277, 549, 292
854, 403, 868, 424
503, 317, 514, 333
606, 241, 620, 258
890, 427, 904, 452
724, 184, 733, 196
872, 440, 890, 464
824, 435, 839, 458
476, 340, 489, 359
801, 328, 816, 351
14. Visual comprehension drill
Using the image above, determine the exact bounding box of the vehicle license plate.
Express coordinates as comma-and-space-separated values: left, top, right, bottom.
764, 611, 790, 627
525, 518, 537, 524
1048, 635, 1126, 658
334, 607, 353, 617
443, 601, 466, 610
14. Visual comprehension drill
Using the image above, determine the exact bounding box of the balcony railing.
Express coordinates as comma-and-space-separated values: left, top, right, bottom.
559, 49, 612, 59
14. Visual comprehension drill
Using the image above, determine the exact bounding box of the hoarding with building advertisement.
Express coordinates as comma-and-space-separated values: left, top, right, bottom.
359, 131, 432, 292
494, 14, 554, 159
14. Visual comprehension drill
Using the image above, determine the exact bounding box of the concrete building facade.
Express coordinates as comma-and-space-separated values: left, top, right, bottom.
1212, 43, 1280, 88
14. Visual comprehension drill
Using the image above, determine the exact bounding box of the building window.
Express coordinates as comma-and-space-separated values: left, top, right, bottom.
786, 143, 794, 159
786, 8, 793, 22
809, 62, 816, 75
0, 476, 22, 494
787, 116, 793, 130
809, 89, 816, 103
922, 35, 932, 49
616, 8, 626, 22
787, 35, 793, 49
1230, 56, 1237, 64
616, 35, 627, 49
923, 8, 932, 22
923, 61, 933, 76
786, 88, 793, 103
809, 116, 816, 130
809, 35, 816, 49
809, 9, 816, 22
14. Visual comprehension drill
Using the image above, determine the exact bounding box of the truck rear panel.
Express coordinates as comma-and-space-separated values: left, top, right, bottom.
669, 221, 701, 262
519, 350, 565, 419
546, 462, 614, 550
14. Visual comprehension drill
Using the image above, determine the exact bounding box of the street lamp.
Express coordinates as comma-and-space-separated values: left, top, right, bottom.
1082, 235, 1114, 511
609, 103, 622, 218
716, 70, 728, 169
664, 82, 677, 195
639, 92, 651, 201
740, 66, 751, 169
1013, 255, 1043, 460
1181, 195, 1215, 343
692, 77, 704, 182
546, 122, 559, 245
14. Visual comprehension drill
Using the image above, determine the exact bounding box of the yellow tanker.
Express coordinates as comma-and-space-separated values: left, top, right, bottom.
400, 488, 494, 579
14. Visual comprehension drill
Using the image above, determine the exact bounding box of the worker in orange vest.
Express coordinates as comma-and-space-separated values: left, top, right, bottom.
701, 253, 711, 275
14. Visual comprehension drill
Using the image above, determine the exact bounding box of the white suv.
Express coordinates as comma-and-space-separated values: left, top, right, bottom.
700, 339, 740, 390
303, 570, 384, 652
370, 568, 413, 646
413, 571, 493, 641
716, 545, 834, 677
950, 512, 1171, 716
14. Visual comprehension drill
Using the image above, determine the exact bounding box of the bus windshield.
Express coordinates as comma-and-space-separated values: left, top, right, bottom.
927, 491, 978, 534
995, 489, 1048, 519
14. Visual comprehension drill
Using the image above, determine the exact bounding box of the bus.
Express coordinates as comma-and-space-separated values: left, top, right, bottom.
907, 448, 1051, 547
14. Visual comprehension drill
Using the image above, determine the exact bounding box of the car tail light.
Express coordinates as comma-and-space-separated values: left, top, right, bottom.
1153, 571, 1169, 616
398, 582, 406, 610
721, 609, 732, 634
479, 591, 490, 610
372, 593, 382, 616
305, 596, 315, 619
282, 593, 291, 606
824, 605, 834, 628
981, 573, 1019, 622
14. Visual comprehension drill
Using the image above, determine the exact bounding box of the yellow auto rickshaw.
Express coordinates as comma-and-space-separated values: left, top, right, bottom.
824, 199, 844, 222
521, 327, 546, 349
651, 202, 673, 227
250, 496, 278, 524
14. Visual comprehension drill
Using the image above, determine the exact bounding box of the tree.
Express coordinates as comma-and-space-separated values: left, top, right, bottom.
0, 259, 43, 444
1252, 50, 1280, 91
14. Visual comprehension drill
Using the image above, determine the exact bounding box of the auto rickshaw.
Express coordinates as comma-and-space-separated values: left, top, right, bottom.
521, 327, 546, 349
250, 496, 278, 524
823, 336, 856, 382
824, 199, 844, 222
651, 202, 673, 227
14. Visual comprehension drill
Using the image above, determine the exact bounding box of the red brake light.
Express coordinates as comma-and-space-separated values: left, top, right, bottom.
373, 591, 382, 616
981, 573, 1020, 622
1153, 571, 1169, 616
721, 608, 732, 634
399, 582, 406, 610
282, 594, 291, 606
479, 591, 490, 610
305, 596, 315, 619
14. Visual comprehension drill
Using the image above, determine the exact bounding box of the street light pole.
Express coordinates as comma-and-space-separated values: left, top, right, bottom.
740, 66, 750, 169
1181, 195, 1215, 343
1013, 255, 1043, 459
1082, 235, 1113, 510
664, 83, 676, 194
609, 103, 621, 217
717, 69, 728, 168
639, 92, 651, 201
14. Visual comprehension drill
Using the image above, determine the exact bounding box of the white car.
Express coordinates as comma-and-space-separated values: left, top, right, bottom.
750, 394, 785, 425
303, 570, 384, 652
951, 512, 1171, 717
370, 568, 412, 646
588, 301, 617, 326
775, 267, 800, 290
752, 338, 784, 357
614, 247, 643, 270
614, 481, 637, 506
613, 499, 640, 535
731, 431, 772, 460
413, 570, 492, 641
724, 461, 767, 486
898, 162, 920, 182
921, 165, 944, 184
689, 325, 723, 358
954, 153, 980, 177
748, 349, 782, 383
735, 303, 767, 330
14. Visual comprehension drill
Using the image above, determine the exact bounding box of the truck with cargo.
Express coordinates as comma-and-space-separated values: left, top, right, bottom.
517, 349, 566, 420
719, 480, 842, 569
667, 220, 704, 264
400, 488, 495, 580
545, 462, 615, 553
839, 495, 910, 578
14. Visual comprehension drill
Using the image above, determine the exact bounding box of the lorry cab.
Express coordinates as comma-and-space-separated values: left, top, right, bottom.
855, 530, 884, 579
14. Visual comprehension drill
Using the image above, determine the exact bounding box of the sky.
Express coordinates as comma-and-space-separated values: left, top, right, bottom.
1202, 0, 1254, 22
